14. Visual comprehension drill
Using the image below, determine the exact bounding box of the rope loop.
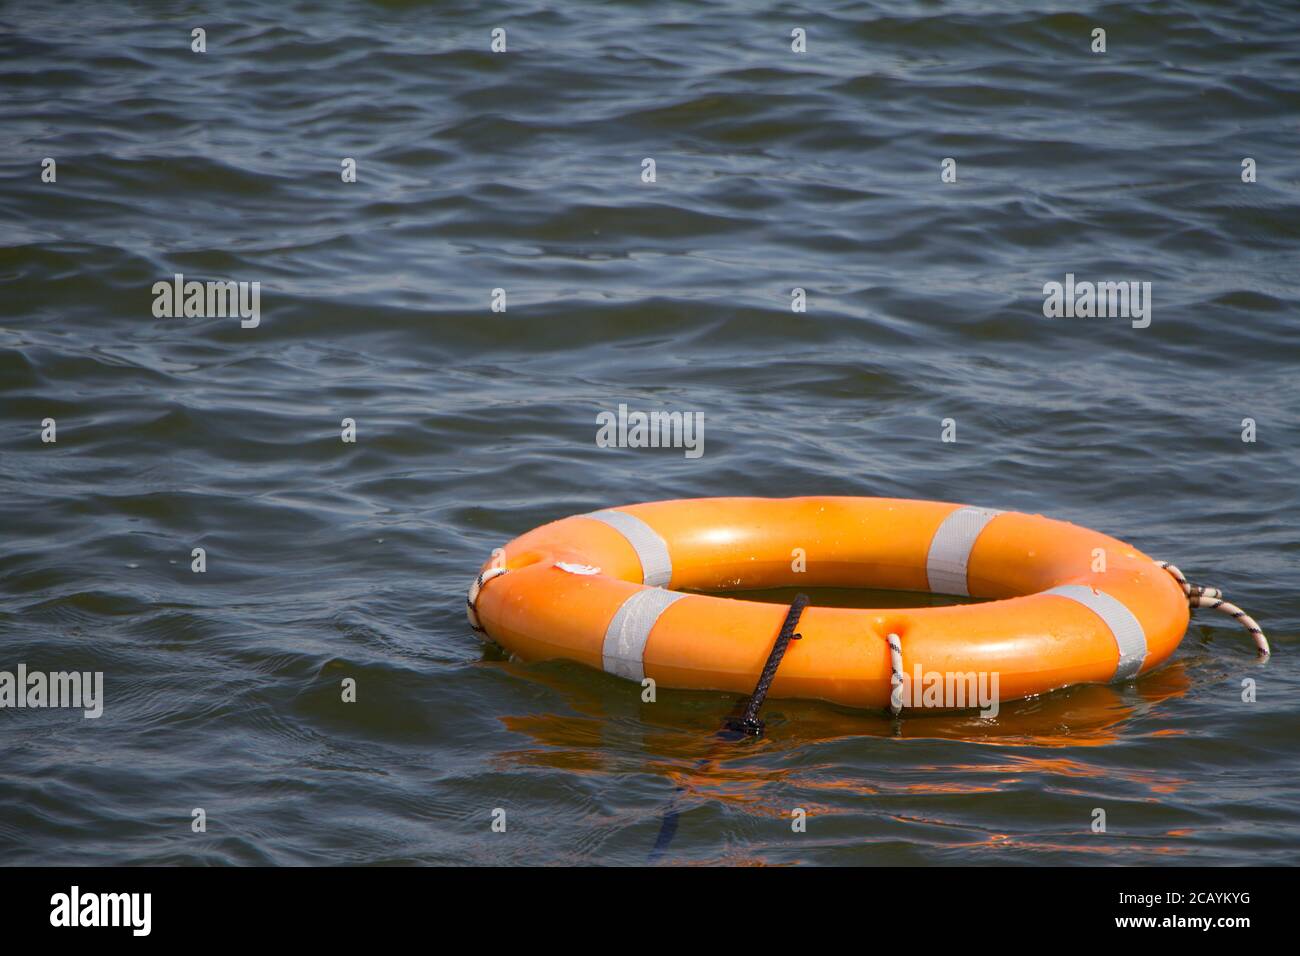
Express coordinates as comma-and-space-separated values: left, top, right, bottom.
887, 633, 904, 716
466, 565, 509, 633
1158, 562, 1269, 659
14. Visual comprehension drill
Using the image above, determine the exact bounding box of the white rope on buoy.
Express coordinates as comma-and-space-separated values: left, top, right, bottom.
887, 632, 904, 716
466, 565, 509, 634
1158, 562, 1270, 659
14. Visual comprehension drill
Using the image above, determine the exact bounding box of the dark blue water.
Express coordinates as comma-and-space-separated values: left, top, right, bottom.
1, 0, 1297, 865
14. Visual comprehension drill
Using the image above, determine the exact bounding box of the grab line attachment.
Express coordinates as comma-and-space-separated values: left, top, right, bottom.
887, 632, 905, 716
466, 565, 509, 633
726, 594, 810, 737
1158, 562, 1270, 659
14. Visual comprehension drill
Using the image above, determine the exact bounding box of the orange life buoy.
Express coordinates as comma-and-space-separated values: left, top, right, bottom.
467, 497, 1191, 711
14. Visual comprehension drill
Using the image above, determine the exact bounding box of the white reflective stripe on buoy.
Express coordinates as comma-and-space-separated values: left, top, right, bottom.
601, 587, 686, 682
925, 507, 1002, 596
1043, 584, 1148, 682
585, 509, 672, 586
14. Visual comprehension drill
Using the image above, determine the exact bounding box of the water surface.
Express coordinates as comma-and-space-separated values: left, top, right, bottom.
1, 0, 1298, 865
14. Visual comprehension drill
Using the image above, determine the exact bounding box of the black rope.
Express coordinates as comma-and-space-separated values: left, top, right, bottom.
726, 593, 810, 736
648, 593, 811, 862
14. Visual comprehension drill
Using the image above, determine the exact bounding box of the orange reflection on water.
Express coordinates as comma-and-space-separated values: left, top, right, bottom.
897, 781, 1004, 795
940, 832, 1191, 858
483, 651, 1196, 860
